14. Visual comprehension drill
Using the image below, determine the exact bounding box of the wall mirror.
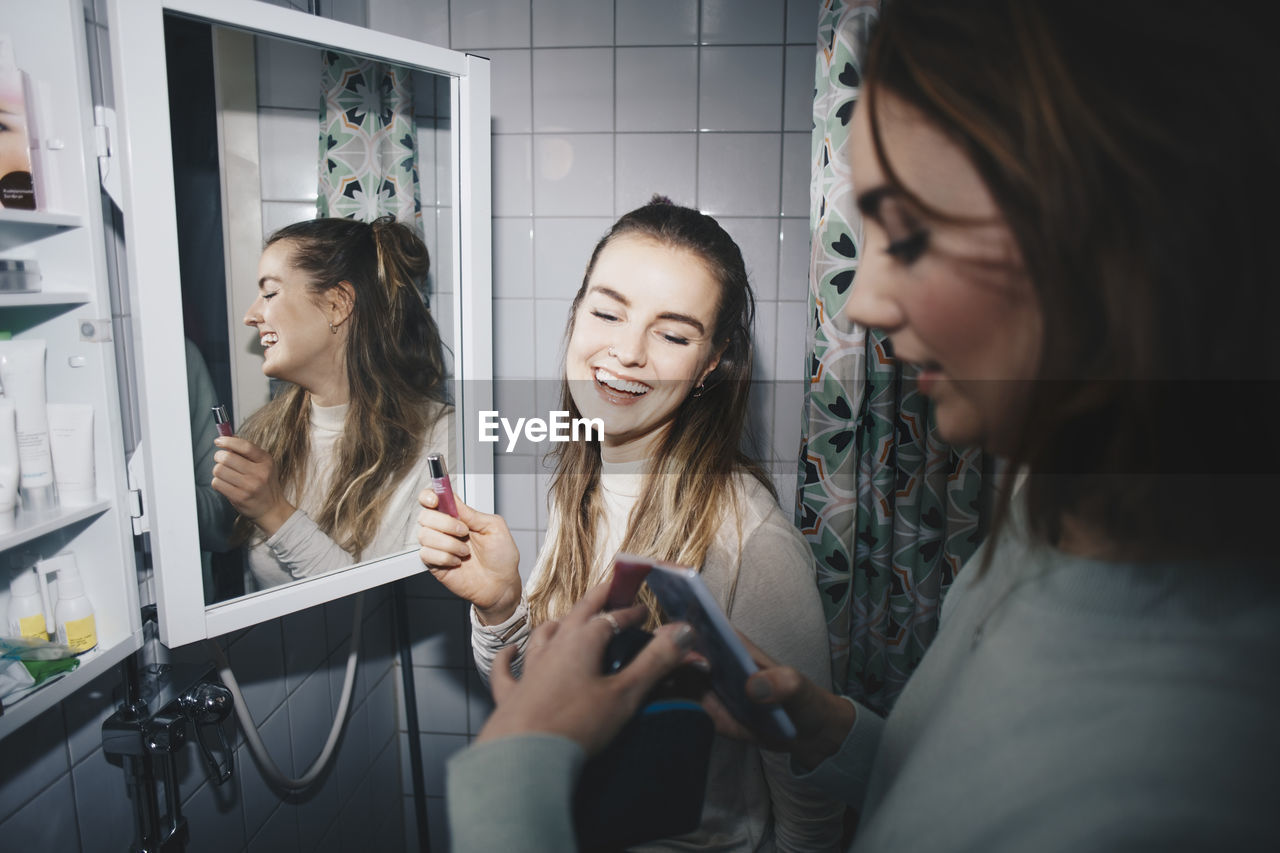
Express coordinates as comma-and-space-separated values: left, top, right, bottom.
108, 0, 493, 647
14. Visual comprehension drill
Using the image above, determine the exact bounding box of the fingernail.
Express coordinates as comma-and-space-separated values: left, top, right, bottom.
747, 677, 773, 702
673, 624, 695, 652
690, 658, 711, 672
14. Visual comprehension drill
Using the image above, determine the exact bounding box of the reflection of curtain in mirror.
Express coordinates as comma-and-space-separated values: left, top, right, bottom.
317, 52, 422, 226
795, 0, 989, 716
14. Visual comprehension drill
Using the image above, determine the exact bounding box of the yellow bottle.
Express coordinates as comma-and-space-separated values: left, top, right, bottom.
6, 567, 48, 640
53, 558, 96, 654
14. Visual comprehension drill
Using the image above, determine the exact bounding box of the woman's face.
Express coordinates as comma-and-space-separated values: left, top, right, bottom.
245, 240, 349, 405
566, 234, 723, 462
844, 91, 1042, 454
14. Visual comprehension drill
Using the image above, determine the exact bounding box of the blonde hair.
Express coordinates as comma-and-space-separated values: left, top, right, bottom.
527, 197, 770, 627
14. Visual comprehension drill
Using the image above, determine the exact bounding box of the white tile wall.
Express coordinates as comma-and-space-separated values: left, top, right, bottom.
615, 132, 699, 213
697, 132, 783, 216
532, 216, 612, 299
531, 0, 614, 47
616, 47, 698, 132
616, 0, 698, 45
532, 48, 614, 132
701, 0, 785, 45
533, 133, 615, 215
698, 46, 784, 131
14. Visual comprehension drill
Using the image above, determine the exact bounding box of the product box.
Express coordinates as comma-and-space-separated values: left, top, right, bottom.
0, 34, 38, 211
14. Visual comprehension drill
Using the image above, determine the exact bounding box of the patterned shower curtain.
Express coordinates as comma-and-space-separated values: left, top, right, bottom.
317, 51, 422, 225
796, 0, 988, 716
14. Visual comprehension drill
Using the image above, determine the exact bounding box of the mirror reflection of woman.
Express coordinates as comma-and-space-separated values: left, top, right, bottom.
213, 216, 453, 591
418, 197, 843, 850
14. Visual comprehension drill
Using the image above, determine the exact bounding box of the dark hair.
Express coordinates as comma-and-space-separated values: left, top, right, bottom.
863, 1, 1279, 558
238, 216, 449, 558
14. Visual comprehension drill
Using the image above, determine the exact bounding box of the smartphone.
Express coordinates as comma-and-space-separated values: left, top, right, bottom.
619, 553, 798, 742
425, 452, 458, 518
606, 555, 653, 610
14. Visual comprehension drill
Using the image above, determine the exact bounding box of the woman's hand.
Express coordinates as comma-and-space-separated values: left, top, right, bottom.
703, 632, 856, 772
417, 489, 523, 623
211, 436, 296, 536
478, 581, 696, 755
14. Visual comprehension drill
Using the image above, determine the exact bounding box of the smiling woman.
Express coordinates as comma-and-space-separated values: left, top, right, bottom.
212, 216, 453, 591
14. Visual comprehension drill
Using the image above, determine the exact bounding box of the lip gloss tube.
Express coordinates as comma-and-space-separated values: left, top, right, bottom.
212, 405, 234, 438
426, 452, 458, 518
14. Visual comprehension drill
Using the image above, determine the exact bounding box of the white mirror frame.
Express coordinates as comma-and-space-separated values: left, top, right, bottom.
108, 0, 493, 647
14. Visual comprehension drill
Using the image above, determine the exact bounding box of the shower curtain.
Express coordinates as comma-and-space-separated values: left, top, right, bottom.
317, 51, 422, 225
796, 0, 988, 715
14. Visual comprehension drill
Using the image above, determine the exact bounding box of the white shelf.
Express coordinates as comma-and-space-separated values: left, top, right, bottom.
0, 209, 83, 228
0, 289, 93, 308
0, 500, 112, 552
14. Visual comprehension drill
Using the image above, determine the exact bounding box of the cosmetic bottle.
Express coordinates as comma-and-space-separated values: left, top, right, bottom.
51, 556, 96, 654
6, 568, 47, 641
426, 452, 458, 517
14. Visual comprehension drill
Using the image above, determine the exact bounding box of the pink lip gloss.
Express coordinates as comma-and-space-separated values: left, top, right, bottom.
426, 452, 458, 518
212, 405, 234, 437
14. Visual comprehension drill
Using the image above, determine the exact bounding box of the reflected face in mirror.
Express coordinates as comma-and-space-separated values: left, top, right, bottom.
164, 13, 459, 605
245, 240, 352, 407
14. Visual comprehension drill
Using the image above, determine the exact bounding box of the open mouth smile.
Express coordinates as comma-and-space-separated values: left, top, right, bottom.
260, 332, 279, 349
594, 367, 651, 402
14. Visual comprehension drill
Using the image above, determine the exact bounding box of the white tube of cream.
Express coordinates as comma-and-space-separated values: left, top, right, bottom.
0, 339, 56, 511
47, 403, 95, 508
0, 399, 19, 531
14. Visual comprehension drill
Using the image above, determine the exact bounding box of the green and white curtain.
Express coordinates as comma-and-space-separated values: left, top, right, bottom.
318, 51, 422, 225
796, 0, 988, 715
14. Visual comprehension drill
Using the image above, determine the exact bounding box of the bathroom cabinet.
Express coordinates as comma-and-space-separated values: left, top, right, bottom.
0, 0, 145, 738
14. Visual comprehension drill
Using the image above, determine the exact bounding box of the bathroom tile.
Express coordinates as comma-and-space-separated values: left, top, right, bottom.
533, 134, 614, 216
257, 37, 324, 110
414, 123, 439, 217
535, 463, 555, 531
332, 701, 371, 803
228, 621, 288, 726
616, 47, 697, 132
324, 0, 367, 27
367, 740, 405, 851
293, 760, 340, 853
61, 668, 121, 765
701, 0, 785, 45
325, 594, 358, 654
258, 108, 321, 202
484, 49, 533, 134
744, 379, 775, 463
779, 217, 810, 300
246, 797, 300, 853
787, 0, 821, 44
402, 794, 450, 852
785, 45, 817, 131
699, 46, 784, 132
413, 666, 470, 733
433, 118, 453, 207
496, 452, 540, 530
402, 566, 456, 599
431, 212, 455, 298
413, 67, 439, 119
0, 776, 80, 851
466, 665, 496, 734
367, 669, 400, 753
287, 667, 334, 776
493, 217, 535, 298
615, 133, 698, 214
718, 217, 781, 302
238, 705, 293, 840
781, 131, 810, 217
325, 641, 364, 719
535, 298, 574, 379
616, 0, 698, 45
494, 297, 537, 379
71, 748, 135, 851
451, 0, 531, 49
773, 373, 806, 469
533, 216, 612, 299
262, 202, 318, 239
337, 766, 376, 852
367, 0, 448, 46
754, 299, 779, 384
361, 599, 397, 688
533, 48, 613, 133
408, 596, 469, 668
410, 732, 468, 796
182, 778, 247, 853
492, 134, 533, 217
283, 603, 328, 693
513, 528, 539, 584
697, 133, 782, 216
532, 0, 614, 47
775, 300, 808, 382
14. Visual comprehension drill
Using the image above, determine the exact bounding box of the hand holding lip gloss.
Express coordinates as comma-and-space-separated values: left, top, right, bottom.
426, 452, 458, 518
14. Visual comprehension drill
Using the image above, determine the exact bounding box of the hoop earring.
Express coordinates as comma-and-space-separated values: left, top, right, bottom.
329, 321, 338, 335
692, 383, 705, 398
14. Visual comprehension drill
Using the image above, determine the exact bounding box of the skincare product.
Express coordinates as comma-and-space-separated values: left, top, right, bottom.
0, 339, 56, 511
426, 452, 458, 517
46, 553, 95, 655
0, 399, 17, 531
6, 568, 47, 641
0, 35, 38, 210
0, 259, 41, 292
212, 404, 233, 437
47, 403, 94, 507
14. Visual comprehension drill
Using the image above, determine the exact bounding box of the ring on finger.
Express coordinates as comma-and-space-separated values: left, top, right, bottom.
594, 611, 622, 635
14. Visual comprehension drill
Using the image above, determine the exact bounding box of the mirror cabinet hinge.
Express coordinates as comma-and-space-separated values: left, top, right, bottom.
93, 105, 123, 208
127, 444, 150, 535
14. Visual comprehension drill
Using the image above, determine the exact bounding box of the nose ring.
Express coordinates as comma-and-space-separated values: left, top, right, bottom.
608, 346, 617, 358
